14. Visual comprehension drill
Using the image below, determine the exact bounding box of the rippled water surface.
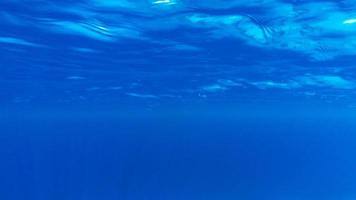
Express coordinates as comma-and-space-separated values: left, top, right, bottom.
1, 0, 356, 199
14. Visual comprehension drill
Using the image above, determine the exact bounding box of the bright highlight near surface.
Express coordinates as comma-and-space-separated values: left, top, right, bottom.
153, 0, 175, 5
343, 19, 356, 24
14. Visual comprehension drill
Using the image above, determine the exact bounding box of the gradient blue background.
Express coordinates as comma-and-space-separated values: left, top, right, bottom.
1, 0, 356, 199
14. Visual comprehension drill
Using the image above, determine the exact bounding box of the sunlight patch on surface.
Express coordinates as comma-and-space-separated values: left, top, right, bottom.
201, 84, 228, 92
152, 0, 176, 5
297, 75, 356, 89
343, 19, 356, 24
253, 81, 301, 90
251, 75, 356, 90
127, 93, 160, 99
0, 37, 43, 47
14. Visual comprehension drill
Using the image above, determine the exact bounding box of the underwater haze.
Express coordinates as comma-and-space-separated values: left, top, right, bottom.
1, 0, 356, 199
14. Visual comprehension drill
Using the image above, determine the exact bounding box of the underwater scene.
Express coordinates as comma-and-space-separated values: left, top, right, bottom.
1, 0, 356, 199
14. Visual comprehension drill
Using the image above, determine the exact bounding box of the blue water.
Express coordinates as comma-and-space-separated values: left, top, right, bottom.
1, 0, 356, 199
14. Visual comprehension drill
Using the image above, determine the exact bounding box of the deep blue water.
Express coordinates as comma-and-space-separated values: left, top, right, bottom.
1, 0, 356, 199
